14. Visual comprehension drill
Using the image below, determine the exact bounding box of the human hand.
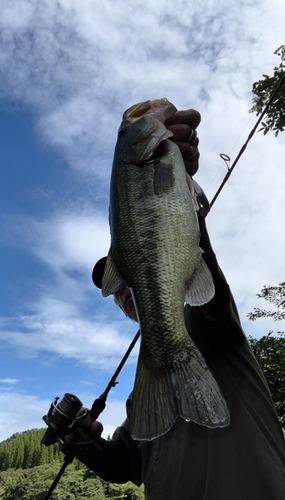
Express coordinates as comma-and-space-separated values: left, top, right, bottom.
164, 109, 201, 177
62, 408, 104, 457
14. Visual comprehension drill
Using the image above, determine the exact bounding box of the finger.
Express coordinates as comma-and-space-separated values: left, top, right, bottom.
173, 141, 199, 162
64, 427, 90, 444
164, 109, 201, 129
185, 159, 199, 177
91, 421, 104, 440
81, 414, 103, 440
173, 141, 200, 177
166, 123, 193, 142
80, 412, 95, 438
62, 420, 103, 458
169, 133, 199, 149
78, 407, 89, 417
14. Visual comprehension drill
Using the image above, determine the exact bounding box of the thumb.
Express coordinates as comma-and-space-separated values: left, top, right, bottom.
91, 421, 104, 440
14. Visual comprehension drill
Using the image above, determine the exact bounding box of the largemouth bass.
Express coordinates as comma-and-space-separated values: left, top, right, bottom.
102, 99, 230, 440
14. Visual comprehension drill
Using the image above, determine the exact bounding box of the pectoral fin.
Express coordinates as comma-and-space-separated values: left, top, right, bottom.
185, 252, 215, 306
101, 250, 130, 297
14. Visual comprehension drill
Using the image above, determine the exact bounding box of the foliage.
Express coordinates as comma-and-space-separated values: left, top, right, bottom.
249, 45, 285, 136
247, 282, 285, 324
248, 333, 285, 428
0, 429, 144, 500
0, 429, 64, 471
247, 282, 285, 428
0, 462, 144, 500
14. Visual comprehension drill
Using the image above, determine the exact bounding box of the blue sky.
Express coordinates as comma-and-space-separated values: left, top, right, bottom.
1, 0, 285, 441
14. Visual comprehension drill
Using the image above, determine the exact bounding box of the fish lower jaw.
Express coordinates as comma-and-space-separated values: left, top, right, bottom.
144, 136, 173, 164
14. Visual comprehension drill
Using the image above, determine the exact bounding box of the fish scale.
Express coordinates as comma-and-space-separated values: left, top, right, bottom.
102, 101, 230, 440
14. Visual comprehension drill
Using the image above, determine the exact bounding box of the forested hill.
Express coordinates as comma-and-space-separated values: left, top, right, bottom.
0, 334, 283, 499
0, 428, 64, 471
0, 429, 144, 499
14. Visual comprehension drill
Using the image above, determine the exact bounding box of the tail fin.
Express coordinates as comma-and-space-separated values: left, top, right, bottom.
130, 343, 230, 441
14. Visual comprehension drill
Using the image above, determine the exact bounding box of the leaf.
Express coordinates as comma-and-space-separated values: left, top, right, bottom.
248, 333, 285, 429
249, 47, 285, 136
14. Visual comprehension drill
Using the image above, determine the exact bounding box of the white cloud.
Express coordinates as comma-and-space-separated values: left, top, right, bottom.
1, 1, 284, 288
0, 391, 51, 442
2, 208, 110, 303
0, 390, 126, 442
0, 314, 139, 367
0, 207, 141, 367
1, 0, 283, 177
0, 0, 285, 443
0, 379, 19, 385
30, 210, 110, 274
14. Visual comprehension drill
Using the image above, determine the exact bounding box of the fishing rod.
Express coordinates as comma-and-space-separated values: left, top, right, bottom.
41, 70, 285, 499
40, 177, 212, 500
210, 70, 285, 208
41, 329, 140, 500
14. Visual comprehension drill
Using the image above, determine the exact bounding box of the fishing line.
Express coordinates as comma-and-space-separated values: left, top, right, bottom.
41, 61, 285, 500
227, 113, 255, 156
209, 70, 285, 209
199, 113, 254, 195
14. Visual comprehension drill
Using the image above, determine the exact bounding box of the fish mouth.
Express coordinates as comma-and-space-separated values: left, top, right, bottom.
119, 115, 173, 165
123, 98, 177, 124
145, 137, 171, 163
141, 118, 173, 163
123, 100, 152, 122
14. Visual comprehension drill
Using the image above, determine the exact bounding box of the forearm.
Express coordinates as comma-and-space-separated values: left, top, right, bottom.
198, 215, 231, 318
79, 427, 142, 486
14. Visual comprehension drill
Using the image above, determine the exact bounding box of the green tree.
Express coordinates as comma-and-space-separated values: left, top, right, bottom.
0, 431, 145, 499
0, 429, 64, 472
249, 45, 285, 136
0, 462, 144, 500
248, 282, 285, 324
248, 282, 285, 428
248, 333, 285, 428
